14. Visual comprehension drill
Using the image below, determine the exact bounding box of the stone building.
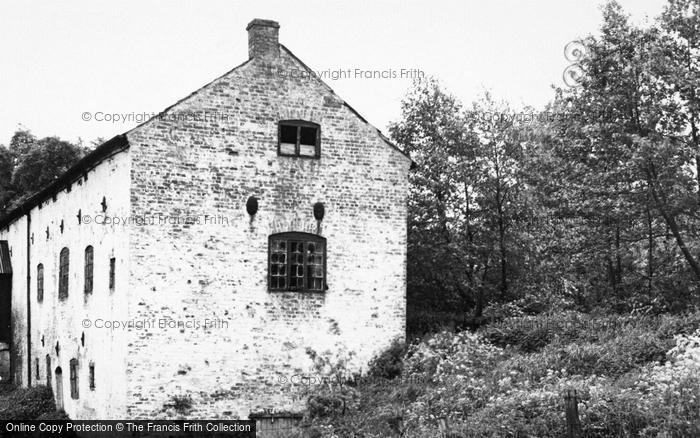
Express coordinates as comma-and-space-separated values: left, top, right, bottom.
0, 19, 412, 421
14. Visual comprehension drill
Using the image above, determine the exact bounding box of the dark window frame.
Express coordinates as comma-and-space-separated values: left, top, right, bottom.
46, 355, 51, 386
268, 232, 327, 292
84, 246, 94, 295
69, 358, 79, 399
109, 257, 116, 291
58, 248, 69, 300
277, 120, 321, 159
37, 264, 44, 303
89, 363, 95, 390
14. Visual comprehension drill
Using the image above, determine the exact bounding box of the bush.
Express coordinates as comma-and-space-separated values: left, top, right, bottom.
166, 395, 193, 414
307, 394, 346, 418
479, 312, 584, 352
302, 313, 700, 437
0, 385, 56, 420
366, 339, 406, 379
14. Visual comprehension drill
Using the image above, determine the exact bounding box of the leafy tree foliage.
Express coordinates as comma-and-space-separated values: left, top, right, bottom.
0, 129, 86, 217
394, 1, 700, 332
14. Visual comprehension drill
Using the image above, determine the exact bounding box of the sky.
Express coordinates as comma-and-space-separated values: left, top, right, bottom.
0, 0, 668, 147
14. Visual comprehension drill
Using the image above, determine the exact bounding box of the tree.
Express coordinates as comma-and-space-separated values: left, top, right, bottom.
0, 129, 85, 216
543, 0, 700, 309
390, 79, 536, 325
0, 145, 14, 216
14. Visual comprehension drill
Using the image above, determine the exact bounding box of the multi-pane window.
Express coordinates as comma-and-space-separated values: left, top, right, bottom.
278, 121, 320, 158
84, 246, 94, 295
58, 248, 69, 300
69, 358, 79, 399
269, 232, 326, 292
37, 264, 44, 302
109, 257, 115, 290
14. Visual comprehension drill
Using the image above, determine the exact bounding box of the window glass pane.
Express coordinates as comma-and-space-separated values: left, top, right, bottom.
280, 125, 297, 144
109, 258, 116, 290
299, 144, 316, 157
280, 142, 296, 155
70, 359, 79, 399
270, 239, 288, 291
59, 248, 69, 299
300, 126, 317, 145
85, 247, 94, 294
290, 241, 305, 289
37, 264, 44, 302
306, 240, 324, 290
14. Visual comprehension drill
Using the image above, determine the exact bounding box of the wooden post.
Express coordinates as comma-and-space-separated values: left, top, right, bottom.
564, 389, 581, 438
438, 418, 448, 438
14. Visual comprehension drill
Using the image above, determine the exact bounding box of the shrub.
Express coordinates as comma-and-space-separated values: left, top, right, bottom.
303, 313, 700, 437
366, 339, 406, 379
479, 312, 585, 352
168, 395, 193, 414
307, 394, 346, 418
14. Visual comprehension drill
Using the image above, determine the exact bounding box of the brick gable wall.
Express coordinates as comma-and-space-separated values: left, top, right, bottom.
125, 46, 410, 418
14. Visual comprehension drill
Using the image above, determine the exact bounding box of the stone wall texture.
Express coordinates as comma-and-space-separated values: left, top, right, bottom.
0, 22, 410, 421
0, 150, 131, 419
125, 43, 411, 419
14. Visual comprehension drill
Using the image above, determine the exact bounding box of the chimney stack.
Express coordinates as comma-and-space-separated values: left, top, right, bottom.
247, 19, 280, 59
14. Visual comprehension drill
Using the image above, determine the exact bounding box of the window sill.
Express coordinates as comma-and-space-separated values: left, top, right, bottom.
277, 153, 320, 160
268, 289, 327, 294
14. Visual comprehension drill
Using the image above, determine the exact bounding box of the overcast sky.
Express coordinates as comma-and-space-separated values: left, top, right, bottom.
0, 0, 667, 147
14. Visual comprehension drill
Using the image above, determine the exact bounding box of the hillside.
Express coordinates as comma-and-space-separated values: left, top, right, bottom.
300, 311, 700, 437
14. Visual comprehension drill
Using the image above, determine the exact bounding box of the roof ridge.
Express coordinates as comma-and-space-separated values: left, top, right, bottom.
0, 43, 415, 229
0, 59, 255, 229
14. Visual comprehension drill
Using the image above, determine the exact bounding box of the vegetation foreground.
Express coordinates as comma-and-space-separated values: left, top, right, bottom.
300, 311, 700, 437
0, 312, 697, 436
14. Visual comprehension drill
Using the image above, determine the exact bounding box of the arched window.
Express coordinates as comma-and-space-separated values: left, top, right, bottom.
58, 248, 69, 300
269, 232, 326, 292
55, 367, 63, 409
69, 358, 79, 399
84, 246, 94, 295
37, 264, 44, 302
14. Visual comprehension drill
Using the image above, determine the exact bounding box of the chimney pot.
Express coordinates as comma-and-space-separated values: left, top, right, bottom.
247, 19, 280, 59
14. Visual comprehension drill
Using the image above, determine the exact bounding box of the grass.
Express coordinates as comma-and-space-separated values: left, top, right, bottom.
0, 385, 59, 420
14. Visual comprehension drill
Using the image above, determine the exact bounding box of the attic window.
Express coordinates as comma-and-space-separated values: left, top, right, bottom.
278, 121, 320, 158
